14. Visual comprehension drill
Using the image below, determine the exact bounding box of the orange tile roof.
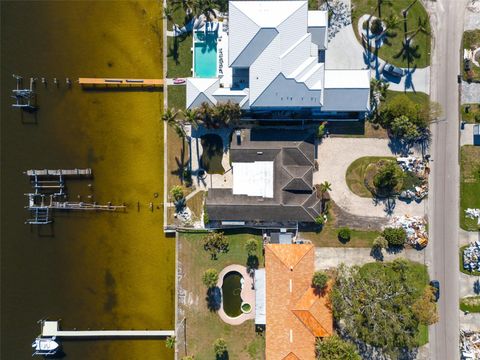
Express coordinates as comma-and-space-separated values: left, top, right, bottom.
265, 244, 333, 360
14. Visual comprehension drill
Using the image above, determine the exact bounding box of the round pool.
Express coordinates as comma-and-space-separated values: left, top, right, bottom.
221, 271, 243, 318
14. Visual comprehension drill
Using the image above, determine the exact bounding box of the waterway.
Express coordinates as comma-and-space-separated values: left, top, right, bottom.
1, 1, 174, 359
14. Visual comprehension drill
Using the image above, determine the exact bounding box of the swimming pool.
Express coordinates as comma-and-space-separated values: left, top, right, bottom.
194, 31, 217, 78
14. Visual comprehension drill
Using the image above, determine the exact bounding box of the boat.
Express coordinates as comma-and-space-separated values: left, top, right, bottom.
32, 336, 60, 357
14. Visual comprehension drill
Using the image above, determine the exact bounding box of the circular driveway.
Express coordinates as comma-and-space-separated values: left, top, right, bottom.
314, 137, 426, 218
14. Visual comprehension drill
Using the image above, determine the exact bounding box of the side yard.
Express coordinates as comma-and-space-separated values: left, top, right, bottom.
460, 146, 480, 230
176, 231, 265, 360
462, 29, 480, 82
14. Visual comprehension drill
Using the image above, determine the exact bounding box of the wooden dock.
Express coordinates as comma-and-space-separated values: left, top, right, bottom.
25, 168, 92, 177
78, 78, 163, 87
41, 321, 174, 339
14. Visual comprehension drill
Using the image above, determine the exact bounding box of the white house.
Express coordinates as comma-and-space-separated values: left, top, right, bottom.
186, 0, 370, 118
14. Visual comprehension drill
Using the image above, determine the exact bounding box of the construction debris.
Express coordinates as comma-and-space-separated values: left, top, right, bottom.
390, 215, 428, 247
460, 329, 480, 360
466, 208, 480, 225
397, 156, 429, 201
463, 240, 480, 273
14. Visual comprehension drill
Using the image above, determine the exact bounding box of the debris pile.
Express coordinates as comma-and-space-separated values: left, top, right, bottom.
390, 216, 428, 247
466, 208, 480, 225
321, 0, 351, 41
463, 241, 480, 273
460, 329, 480, 360
397, 156, 429, 201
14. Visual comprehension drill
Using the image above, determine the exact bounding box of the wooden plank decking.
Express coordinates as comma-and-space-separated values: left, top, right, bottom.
78, 78, 163, 86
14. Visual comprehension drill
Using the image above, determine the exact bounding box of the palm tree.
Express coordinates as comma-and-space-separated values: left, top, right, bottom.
383, 12, 400, 32
176, 0, 195, 17
162, 107, 179, 128
194, 0, 217, 21
174, 123, 187, 139
319, 181, 332, 195
182, 108, 199, 129
165, 336, 176, 349
376, 0, 392, 18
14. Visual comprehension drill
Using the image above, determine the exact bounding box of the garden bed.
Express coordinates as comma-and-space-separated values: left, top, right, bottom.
346, 156, 396, 198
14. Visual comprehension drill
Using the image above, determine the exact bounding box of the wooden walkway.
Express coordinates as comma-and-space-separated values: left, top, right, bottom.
41, 321, 174, 338
25, 168, 92, 177
78, 78, 163, 86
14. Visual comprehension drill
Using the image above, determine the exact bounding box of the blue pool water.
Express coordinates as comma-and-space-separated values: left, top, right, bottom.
194, 31, 217, 78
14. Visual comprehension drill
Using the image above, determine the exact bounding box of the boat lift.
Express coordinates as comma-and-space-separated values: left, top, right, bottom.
11, 74, 37, 110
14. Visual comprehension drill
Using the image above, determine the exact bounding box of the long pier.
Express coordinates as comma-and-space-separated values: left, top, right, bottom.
78, 78, 163, 87
40, 321, 174, 339
25, 168, 92, 177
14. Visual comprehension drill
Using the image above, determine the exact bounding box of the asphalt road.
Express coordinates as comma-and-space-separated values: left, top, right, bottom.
427, 1, 468, 359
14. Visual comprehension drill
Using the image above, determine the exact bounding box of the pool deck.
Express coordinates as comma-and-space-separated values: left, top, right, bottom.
217, 264, 256, 325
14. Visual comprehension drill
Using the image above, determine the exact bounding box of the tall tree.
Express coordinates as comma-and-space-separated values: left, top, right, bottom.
319, 181, 332, 195
412, 286, 439, 325
203, 232, 229, 259
182, 108, 199, 129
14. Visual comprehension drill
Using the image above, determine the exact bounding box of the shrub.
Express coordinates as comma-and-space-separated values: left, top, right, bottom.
213, 338, 228, 357
315, 216, 325, 225
312, 271, 329, 290
412, 287, 439, 325
372, 235, 388, 249
383, 227, 407, 246
245, 239, 258, 256
182, 356, 195, 360
373, 160, 403, 194
165, 336, 176, 349
315, 335, 361, 360
370, 18, 384, 35
203, 209, 210, 225
475, 113, 480, 123
170, 185, 184, 201
338, 227, 351, 242
202, 268, 219, 288
317, 122, 326, 138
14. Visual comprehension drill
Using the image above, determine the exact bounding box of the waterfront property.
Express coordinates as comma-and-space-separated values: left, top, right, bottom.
205, 128, 323, 227
186, 0, 370, 119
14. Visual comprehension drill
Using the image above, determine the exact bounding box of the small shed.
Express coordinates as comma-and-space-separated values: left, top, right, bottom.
474, 125, 480, 146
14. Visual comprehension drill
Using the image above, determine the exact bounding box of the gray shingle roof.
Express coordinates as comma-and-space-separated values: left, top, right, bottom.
206, 128, 320, 223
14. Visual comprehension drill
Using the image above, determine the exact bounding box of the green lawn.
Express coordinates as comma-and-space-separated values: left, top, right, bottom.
177, 231, 265, 360
415, 324, 429, 346
460, 296, 480, 313
384, 90, 430, 107
167, 34, 193, 78
462, 30, 480, 82
461, 103, 480, 123
460, 146, 480, 231
299, 203, 381, 247
459, 245, 480, 276
166, 0, 189, 30
167, 85, 186, 112
351, 0, 431, 68
345, 156, 396, 197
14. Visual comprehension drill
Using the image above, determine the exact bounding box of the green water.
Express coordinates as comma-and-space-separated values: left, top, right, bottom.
1, 1, 174, 359
221, 272, 242, 318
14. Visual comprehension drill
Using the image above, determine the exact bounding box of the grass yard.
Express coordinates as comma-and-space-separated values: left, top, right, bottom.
460, 296, 480, 313
166, 0, 189, 30
415, 324, 429, 347
462, 30, 480, 82
187, 190, 205, 222
167, 34, 193, 78
351, 0, 431, 68
384, 90, 430, 107
177, 231, 265, 360
461, 103, 480, 123
168, 85, 186, 112
167, 126, 190, 190
460, 146, 480, 231
459, 245, 480, 276
346, 156, 396, 197
299, 203, 381, 247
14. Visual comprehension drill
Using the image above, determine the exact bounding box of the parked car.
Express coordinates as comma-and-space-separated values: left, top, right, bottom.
173, 78, 186, 84
430, 280, 440, 302
383, 63, 404, 77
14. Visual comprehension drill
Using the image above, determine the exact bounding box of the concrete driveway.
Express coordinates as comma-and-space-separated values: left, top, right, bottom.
314, 247, 425, 269
460, 124, 476, 146
314, 137, 426, 218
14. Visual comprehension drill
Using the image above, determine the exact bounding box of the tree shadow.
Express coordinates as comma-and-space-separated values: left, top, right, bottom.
386, 244, 404, 254
370, 246, 384, 261
246, 255, 259, 274
206, 287, 222, 312
474, 279, 480, 295
216, 352, 229, 360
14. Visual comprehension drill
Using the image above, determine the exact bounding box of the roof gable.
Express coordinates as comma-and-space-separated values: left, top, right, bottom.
266, 244, 313, 270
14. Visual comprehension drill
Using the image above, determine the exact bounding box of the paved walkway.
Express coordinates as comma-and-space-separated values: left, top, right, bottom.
314, 247, 425, 269
461, 80, 480, 104
314, 137, 426, 218
460, 124, 476, 146
216, 264, 255, 325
